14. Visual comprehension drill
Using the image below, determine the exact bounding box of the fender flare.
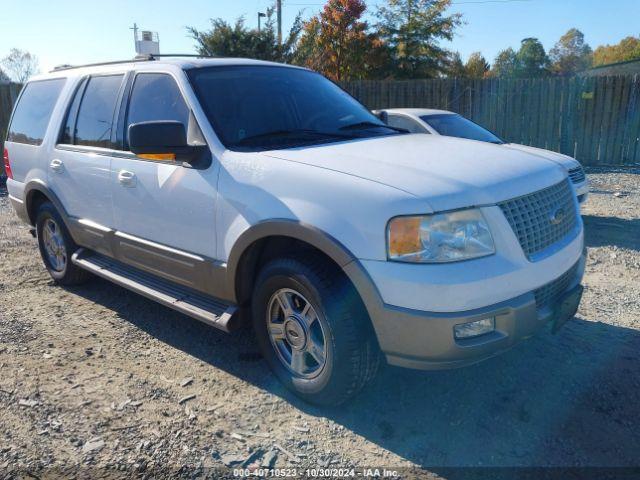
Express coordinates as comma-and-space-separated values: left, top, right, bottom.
225, 219, 386, 323
23, 180, 73, 228
226, 219, 356, 283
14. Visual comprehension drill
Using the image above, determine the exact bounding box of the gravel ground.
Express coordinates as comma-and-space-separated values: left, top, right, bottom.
0, 168, 639, 478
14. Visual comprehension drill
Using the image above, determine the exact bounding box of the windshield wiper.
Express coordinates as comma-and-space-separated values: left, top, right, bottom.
339, 121, 408, 133
232, 129, 354, 146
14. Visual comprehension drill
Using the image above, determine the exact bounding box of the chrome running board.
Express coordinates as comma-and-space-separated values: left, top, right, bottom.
72, 248, 239, 332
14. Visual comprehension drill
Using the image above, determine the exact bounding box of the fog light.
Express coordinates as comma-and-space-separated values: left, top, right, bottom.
454, 317, 495, 339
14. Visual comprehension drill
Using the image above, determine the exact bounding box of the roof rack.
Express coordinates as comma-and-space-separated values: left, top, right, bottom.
134, 53, 216, 60
50, 54, 216, 72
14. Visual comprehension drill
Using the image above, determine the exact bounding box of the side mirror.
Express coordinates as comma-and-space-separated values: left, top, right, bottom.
128, 121, 209, 167
375, 110, 388, 124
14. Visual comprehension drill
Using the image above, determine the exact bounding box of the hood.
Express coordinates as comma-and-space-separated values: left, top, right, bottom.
263, 134, 567, 212
501, 143, 581, 170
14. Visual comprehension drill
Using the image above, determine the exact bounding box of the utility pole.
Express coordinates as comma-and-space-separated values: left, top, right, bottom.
258, 12, 266, 33
130, 22, 138, 52
276, 0, 282, 46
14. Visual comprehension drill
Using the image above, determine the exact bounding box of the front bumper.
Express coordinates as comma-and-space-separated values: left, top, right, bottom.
347, 249, 586, 371
573, 180, 589, 203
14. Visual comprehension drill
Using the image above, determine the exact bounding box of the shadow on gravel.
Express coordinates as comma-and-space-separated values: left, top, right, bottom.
341, 320, 640, 469
68, 278, 640, 469
583, 215, 640, 251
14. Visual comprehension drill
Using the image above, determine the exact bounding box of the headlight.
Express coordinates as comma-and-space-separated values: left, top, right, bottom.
387, 209, 495, 263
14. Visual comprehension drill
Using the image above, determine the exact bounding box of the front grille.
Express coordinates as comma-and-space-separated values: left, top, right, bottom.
568, 166, 586, 184
499, 179, 578, 260
534, 262, 579, 310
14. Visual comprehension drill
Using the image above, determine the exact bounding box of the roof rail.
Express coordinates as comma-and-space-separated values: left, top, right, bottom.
50, 54, 216, 72
134, 53, 217, 60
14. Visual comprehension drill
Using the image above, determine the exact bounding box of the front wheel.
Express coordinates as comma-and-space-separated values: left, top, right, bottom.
252, 255, 380, 405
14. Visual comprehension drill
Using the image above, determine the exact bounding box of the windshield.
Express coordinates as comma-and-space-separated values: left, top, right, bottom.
187, 66, 401, 151
421, 114, 504, 144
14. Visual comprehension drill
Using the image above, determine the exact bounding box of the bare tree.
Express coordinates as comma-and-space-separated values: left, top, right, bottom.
0, 67, 10, 84
2, 49, 39, 83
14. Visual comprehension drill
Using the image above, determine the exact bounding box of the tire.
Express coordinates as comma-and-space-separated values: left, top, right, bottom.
35, 202, 91, 286
252, 255, 380, 405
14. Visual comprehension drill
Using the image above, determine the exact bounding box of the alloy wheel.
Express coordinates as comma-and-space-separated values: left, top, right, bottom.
42, 218, 66, 272
266, 288, 328, 378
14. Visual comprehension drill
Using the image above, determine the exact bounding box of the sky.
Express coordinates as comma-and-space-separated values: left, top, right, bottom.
0, 0, 638, 76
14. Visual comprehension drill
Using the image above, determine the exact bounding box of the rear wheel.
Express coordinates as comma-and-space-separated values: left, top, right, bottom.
252, 255, 380, 405
35, 202, 91, 285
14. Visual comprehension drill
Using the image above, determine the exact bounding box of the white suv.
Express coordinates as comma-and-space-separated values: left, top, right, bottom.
4, 57, 585, 405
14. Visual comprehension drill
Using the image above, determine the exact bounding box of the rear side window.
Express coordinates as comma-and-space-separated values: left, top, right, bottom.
74, 75, 124, 148
420, 114, 504, 144
125, 73, 189, 148
387, 115, 428, 134
7, 78, 66, 145
60, 78, 87, 145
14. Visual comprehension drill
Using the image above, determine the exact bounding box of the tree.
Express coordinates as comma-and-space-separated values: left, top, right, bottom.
296, 0, 390, 81
515, 37, 549, 77
549, 28, 592, 75
490, 47, 518, 77
464, 51, 489, 78
188, 6, 302, 63
1, 49, 39, 83
0, 67, 10, 84
445, 51, 466, 78
593, 36, 640, 66
376, 0, 463, 79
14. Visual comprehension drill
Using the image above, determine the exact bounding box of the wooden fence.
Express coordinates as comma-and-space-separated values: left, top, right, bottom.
0, 83, 22, 170
342, 75, 640, 166
1, 76, 640, 169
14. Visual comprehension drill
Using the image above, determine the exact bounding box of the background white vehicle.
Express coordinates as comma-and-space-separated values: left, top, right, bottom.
5, 57, 584, 405
375, 108, 589, 203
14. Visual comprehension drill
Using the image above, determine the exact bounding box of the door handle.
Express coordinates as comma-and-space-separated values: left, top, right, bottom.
117, 170, 136, 187
49, 159, 64, 173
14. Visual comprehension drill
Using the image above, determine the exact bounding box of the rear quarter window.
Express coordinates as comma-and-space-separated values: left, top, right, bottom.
7, 78, 66, 145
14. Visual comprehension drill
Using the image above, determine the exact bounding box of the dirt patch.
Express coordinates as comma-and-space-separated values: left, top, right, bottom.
0, 170, 639, 476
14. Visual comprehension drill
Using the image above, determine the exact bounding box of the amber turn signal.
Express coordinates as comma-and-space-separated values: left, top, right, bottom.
388, 216, 422, 258
137, 153, 176, 161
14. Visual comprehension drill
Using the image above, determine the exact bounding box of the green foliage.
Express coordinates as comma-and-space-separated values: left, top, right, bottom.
593, 36, 640, 66
464, 51, 489, 78
188, 0, 460, 80
187, 3, 640, 81
445, 51, 466, 78
549, 28, 592, 76
488, 38, 548, 78
490, 47, 518, 78
294, 0, 390, 81
188, 7, 303, 63
515, 37, 549, 77
375, 0, 463, 79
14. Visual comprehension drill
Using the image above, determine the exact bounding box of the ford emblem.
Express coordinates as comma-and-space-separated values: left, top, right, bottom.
549, 207, 565, 225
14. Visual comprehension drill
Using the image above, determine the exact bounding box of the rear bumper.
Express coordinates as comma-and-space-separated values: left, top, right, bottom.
7, 178, 30, 225
348, 249, 586, 371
